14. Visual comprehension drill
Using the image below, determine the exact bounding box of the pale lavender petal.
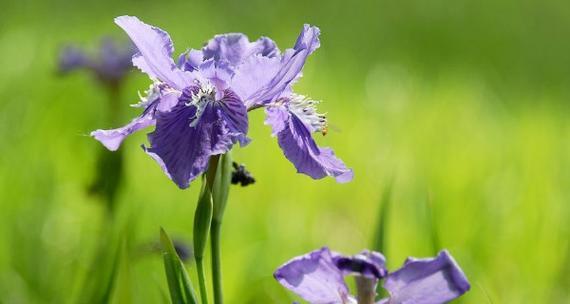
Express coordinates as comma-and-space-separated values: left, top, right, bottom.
382, 250, 470, 304
334, 250, 387, 280
266, 106, 353, 183
91, 110, 155, 151
143, 87, 248, 189
274, 247, 351, 304
232, 25, 320, 107
232, 55, 282, 106
294, 24, 321, 54
202, 34, 279, 66
264, 105, 289, 135
156, 90, 182, 112
178, 49, 203, 71
115, 16, 193, 90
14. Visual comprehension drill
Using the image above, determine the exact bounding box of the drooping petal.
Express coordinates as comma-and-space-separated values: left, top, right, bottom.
265, 106, 353, 183
232, 25, 320, 107
115, 16, 193, 90
381, 250, 471, 304
202, 33, 279, 66
274, 247, 352, 304
91, 105, 156, 151
143, 88, 248, 189
334, 250, 387, 280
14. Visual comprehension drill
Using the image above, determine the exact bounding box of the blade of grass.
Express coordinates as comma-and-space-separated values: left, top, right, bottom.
372, 178, 394, 253
372, 177, 394, 299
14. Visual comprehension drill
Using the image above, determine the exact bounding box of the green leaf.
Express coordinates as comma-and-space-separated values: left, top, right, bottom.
372, 178, 394, 298
212, 153, 232, 222
160, 228, 198, 304
193, 184, 213, 261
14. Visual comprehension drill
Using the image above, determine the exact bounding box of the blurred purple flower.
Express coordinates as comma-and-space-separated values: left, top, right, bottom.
58, 38, 135, 84
274, 247, 470, 304
91, 16, 352, 189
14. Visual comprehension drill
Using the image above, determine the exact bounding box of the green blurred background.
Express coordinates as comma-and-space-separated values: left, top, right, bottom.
1, 0, 569, 303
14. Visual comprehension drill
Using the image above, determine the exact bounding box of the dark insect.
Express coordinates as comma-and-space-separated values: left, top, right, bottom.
231, 162, 255, 187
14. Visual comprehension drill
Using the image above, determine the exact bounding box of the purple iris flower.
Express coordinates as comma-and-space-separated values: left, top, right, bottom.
58, 38, 135, 84
274, 247, 470, 304
91, 16, 352, 188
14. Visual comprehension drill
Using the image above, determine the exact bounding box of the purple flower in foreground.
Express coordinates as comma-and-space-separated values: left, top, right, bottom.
274, 247, 470, 304
91, 16, 352, 188
59, 38, 135, 84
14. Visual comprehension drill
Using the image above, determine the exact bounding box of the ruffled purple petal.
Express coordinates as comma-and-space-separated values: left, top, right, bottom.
232, 24, 320, 107
381, 250, 471, 304
115, 16, 194, 90
143, 88, 248, 189
265, 106, 353, 183
274, 247, 352, 304
334, 250, 387, 280
202, 33, 279, 66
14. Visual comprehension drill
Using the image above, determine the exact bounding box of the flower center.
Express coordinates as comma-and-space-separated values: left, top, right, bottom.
287, 94, 328, 135
185, 83, 216, 127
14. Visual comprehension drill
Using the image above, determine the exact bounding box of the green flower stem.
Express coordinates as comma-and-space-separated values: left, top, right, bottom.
196, 258, 209, 304
207, 153, 232, 304
210, 219, 223, 304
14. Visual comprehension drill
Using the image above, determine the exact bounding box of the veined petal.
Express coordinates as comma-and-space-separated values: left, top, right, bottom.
203, 33, 279, 66
232, 24, 321, 107
266, 106, 353, 183
274, 247, 352, 304
115, 16, 193, 90
382, 250, 470, 304
144, 88, 248, 189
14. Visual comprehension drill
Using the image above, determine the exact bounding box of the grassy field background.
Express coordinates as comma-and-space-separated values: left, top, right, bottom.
1, 0, 569, 303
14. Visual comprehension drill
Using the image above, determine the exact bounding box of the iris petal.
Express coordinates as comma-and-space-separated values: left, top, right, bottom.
265, 106, 353, 183
144, 88, 248, 189
115, 15, 194, 90
274, 247, 352, 304
382, 250, 471, 304
91, 100, 159, 151
202, 33, 279, 66
232, 24, 321, 107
